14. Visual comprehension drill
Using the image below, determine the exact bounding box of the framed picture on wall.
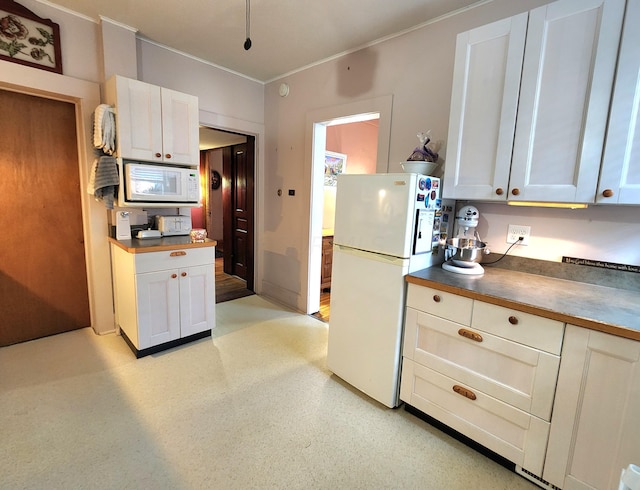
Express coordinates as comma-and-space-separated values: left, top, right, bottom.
0, 0, 63, 74
324, 151, 347, 187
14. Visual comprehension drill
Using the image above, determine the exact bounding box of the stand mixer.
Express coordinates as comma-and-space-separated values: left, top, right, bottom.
442, 205, 489, 275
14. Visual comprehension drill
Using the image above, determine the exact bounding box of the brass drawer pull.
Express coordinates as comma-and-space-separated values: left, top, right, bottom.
453, 385, 477, 401
170, 251, 187, 257
433, 294, 441, 303
458, 328, 483, 342
508, 315, 519, 325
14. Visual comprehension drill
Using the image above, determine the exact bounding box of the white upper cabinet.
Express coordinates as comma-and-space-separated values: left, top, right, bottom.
444, 14, 527, 201
597, 0, 640, 204
106, 75, 200, 166
444, 0, 626, 203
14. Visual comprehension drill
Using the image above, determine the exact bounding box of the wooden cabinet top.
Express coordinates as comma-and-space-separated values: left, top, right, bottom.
109, 236, 216, 254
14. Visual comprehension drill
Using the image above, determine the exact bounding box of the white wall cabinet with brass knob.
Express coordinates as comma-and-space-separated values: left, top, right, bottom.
105, 75, 199, 166
596, 0, 640, 205
110, 244, 215, 357
444, 0, 625, 203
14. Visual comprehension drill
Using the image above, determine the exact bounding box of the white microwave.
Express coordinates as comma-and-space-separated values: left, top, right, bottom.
123, 162, 199, 205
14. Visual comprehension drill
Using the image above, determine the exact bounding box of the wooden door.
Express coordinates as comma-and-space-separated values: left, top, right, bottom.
0, 89, 90, 347
222, 139, 254, 289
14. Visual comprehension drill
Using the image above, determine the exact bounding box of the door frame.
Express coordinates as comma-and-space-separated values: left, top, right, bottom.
304, 95, 393, 314
199, 112, 265, 296
0, 62, 114, 334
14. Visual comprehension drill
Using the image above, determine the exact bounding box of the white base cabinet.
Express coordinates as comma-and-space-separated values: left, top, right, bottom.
400, 284, 564, 477
544, 325, 640, 490
111, 244, 215, 356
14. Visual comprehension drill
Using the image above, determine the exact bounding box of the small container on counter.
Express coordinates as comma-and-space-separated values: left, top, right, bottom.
190, 229, 207, 242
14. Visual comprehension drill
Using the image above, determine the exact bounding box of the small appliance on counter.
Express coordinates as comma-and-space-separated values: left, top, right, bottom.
442, 205, 489, 275
156, 215, 192, 236
115, 211, 131, 240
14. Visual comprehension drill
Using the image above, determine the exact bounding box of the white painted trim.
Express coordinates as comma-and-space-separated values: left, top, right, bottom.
303, 95, 393, 314
198, 109, 266, 297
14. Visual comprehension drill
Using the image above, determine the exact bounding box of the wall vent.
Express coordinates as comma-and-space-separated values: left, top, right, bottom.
515, 466, 562, 490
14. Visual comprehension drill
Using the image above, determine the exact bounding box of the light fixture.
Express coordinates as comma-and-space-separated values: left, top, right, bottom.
507, 201, 589, 209
243, 0, 252, 50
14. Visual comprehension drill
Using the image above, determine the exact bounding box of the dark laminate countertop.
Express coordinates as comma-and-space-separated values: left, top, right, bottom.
109, 236, 217, 253
407, 265, 640, 341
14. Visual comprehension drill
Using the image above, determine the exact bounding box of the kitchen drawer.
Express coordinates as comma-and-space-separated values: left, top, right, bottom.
471, 301, 565, 355
134, 247, 215, 274
406, 283, 473, 325
404, 308, 560, 421
400, 358, 550, 475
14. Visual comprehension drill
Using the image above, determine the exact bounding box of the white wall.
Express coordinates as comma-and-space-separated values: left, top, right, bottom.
262, 0, 640, 312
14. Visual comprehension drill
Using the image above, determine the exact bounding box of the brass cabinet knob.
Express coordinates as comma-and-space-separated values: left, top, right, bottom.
508, 315, 519, 325
602, 189, 614, 198
495, 188, 504, 196
165, 154, 172, 159
511, 188, 520, 196
155, 152, 162, 158
171, 273, 177, 279
433, 294, 441, 303
181, 272, 187, 277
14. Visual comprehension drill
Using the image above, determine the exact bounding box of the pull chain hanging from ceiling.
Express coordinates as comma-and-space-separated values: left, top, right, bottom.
244, 0, 252, 50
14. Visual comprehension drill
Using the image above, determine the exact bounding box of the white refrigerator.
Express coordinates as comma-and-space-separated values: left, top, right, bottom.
326, 173, 444, 408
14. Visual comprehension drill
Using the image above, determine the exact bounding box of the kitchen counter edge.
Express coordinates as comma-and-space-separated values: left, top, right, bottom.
407, 267, 640, 342
108, 236, 217, 253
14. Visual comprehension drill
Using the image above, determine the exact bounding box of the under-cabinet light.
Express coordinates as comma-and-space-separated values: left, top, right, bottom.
507, 201, 588, 209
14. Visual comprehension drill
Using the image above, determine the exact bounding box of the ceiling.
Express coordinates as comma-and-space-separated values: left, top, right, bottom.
46, 0, 482, 83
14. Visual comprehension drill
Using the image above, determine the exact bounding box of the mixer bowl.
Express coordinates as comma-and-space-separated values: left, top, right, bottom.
446, 237, 488, 267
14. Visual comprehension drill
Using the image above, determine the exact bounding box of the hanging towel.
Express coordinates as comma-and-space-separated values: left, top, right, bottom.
93, 104, 116, 155
93, 155, 119, 209
87, 158, 98, 195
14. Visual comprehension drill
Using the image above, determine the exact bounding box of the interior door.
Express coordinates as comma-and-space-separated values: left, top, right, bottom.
0, 89, 90, 347
222, 139, 254, 289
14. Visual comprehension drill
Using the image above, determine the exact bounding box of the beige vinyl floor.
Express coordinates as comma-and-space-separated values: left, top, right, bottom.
0, 295, 537, 489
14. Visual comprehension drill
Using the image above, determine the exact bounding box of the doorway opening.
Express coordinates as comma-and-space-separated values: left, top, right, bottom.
306, 95, 393, 321
199, 126, 255, 303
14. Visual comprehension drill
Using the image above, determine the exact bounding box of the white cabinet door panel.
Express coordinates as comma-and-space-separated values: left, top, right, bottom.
597, 0, 640, 204
179, 264, 215, 337
443, 14, 527, 201
160, 88, 200, 165
544, 325, 640, 489
136, 270, 181, 349
510, 0, 625, 203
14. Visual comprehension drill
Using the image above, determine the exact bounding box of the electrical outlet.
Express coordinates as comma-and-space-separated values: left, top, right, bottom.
507, 224, 530, 245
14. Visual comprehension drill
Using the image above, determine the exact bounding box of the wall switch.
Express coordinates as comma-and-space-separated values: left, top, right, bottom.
507, 224, 530, 245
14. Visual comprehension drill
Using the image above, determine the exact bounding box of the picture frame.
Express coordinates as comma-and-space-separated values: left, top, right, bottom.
0, 0, 62, 74
324, 151, 347, 187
